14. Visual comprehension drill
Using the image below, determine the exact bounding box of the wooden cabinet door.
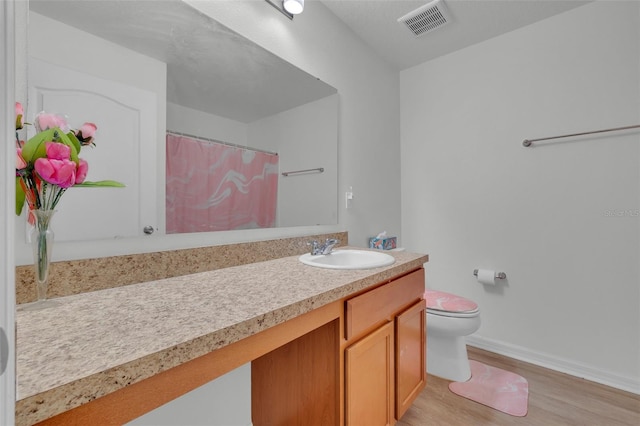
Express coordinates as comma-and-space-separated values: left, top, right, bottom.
395, 299, 426, 420
252, 320, 339, 426
345, 321, 395, 426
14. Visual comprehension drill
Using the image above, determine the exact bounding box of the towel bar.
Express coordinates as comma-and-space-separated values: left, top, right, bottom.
281, 167, 324, 177
523, 124, 640, 147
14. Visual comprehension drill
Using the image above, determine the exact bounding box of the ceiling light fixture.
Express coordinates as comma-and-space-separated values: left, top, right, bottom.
283, 0, 304, 15
264, 0, 293, 20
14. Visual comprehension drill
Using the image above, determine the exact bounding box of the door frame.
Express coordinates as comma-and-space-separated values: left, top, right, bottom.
1, 0, 17, 424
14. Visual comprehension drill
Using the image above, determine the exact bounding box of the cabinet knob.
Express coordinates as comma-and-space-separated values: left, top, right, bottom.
143, 226, 155, 235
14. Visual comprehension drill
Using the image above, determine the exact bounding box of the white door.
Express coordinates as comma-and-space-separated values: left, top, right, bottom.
26, 57, 158, 242
1, 2, 17, 424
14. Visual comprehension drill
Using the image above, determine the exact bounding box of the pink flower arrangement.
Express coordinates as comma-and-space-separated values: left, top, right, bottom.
15, 103, 124, 221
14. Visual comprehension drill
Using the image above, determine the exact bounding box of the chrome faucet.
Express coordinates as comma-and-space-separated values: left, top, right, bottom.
308, 238, 340, 255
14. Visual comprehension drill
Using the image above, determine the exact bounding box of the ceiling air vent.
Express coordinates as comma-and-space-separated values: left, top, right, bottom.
398, 0, 452, 37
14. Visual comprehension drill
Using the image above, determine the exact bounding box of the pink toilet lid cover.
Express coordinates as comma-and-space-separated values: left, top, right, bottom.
425, 290, 478, 313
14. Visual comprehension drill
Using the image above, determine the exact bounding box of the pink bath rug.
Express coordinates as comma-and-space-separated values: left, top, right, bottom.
448, 360, 529, 417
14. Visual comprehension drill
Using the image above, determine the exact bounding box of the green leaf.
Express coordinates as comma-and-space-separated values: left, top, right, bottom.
65, 131, 82, 155
21, 128, 56, 162
55, 130, 79, 163
74, 180, 126, 188
15, 177, 25, 216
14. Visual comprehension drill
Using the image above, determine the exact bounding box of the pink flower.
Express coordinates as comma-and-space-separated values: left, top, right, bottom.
75, 159, 89, 184
15, 102, 24, 130
16, 148, 27, 170
44, 141, 71, 160
13, 108, 122, 216
33, 142, 77, 188
35, 158, 77, 188
35, 112, 69, 133
76, 122, 97, 146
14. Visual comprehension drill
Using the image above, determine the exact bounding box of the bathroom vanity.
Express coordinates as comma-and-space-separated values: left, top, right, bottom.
15, 248, 428, 426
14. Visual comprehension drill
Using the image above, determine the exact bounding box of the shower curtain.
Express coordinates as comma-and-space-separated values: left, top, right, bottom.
166, 134, 278, 233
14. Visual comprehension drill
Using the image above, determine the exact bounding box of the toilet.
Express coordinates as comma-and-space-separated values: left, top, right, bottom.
425, 289, 481, 382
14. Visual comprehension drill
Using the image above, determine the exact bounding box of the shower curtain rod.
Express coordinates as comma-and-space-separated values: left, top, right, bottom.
522, 124, 640, 147
166, 130, 278, 155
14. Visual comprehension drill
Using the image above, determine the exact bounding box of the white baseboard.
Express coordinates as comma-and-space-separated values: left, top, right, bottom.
466, 335, 640, 395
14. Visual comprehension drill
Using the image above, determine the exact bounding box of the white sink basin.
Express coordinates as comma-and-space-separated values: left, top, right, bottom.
299, 249, 396, 270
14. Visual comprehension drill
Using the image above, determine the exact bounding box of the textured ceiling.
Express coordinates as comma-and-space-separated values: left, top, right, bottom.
28, 0, 337, 123
321, 0, 592, 70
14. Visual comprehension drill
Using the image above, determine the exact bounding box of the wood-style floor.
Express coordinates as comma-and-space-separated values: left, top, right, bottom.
397, 347, 640, 426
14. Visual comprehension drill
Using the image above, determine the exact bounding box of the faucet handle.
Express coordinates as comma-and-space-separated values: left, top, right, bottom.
308, 238, 340, 255
321, 238, 340, 255
308, 240, 320, 255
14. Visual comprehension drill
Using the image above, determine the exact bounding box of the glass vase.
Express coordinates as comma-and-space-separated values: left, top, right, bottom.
25, 209, 59, 310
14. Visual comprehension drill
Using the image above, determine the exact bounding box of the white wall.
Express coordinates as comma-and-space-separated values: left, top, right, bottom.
187, 0, 401, 247
249, 95, 339, 227
127, 363, 252, 426
401, 1, 639, 392
167, 102, 249, 146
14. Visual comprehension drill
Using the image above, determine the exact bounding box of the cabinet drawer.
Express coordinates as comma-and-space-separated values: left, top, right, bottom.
345, 268, 424, 341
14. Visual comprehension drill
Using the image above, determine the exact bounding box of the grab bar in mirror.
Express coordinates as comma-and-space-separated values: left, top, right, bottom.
282, 167, 324, 177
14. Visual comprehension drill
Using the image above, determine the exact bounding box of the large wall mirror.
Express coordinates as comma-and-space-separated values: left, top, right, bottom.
18, 0, 339, 263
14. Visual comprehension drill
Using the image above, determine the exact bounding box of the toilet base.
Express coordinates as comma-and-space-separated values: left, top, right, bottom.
427, 333, 472, 382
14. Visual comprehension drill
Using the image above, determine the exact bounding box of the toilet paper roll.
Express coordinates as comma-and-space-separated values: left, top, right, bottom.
476, 269, 497, 285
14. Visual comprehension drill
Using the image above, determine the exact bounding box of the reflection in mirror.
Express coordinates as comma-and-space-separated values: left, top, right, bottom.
27, 0, 338, 242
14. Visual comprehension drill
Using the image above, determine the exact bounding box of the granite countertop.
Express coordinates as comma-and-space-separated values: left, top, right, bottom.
16, 248, 428, 425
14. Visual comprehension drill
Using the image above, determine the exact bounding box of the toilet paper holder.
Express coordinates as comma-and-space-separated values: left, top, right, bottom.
473, 269, 507, 280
